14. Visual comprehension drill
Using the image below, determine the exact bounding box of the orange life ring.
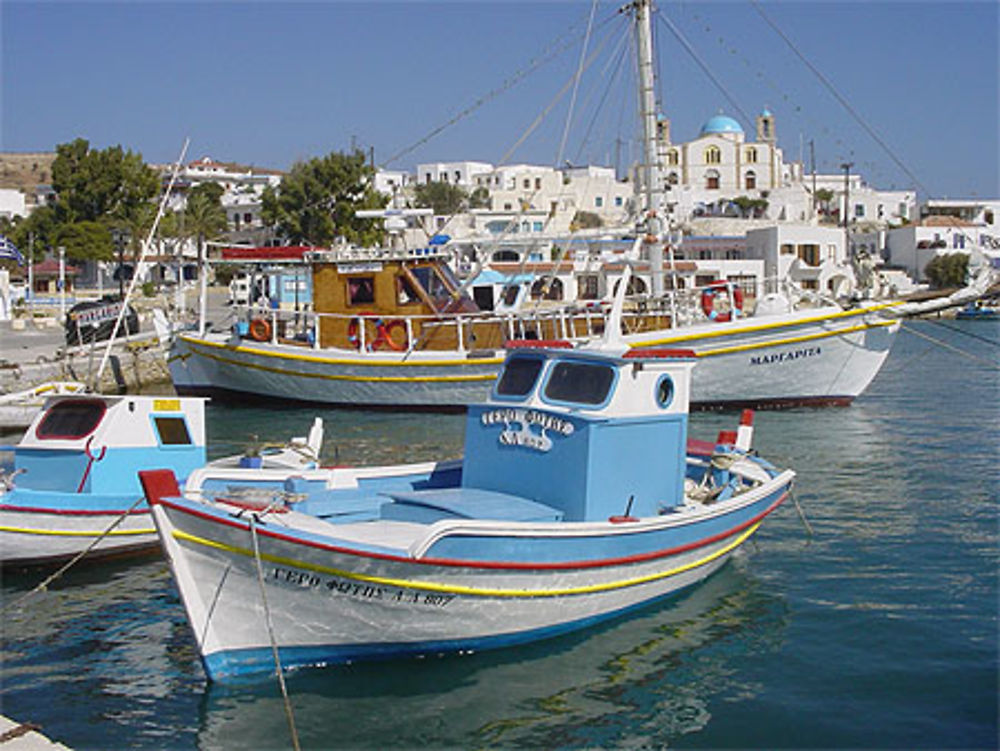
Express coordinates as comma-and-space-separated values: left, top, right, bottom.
376, 319, 408, 351
701, 282, 744, 323
249, 317, 272, 341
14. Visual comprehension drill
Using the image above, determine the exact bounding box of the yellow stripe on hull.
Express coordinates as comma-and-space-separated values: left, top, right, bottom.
0, 525, 156, 537
171, 522, 759, 599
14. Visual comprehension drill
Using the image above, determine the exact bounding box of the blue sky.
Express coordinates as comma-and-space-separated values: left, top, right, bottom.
2, 1, 997, 200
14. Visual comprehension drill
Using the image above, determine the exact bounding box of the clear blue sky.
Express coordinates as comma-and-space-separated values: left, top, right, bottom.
2, 1, 997, 200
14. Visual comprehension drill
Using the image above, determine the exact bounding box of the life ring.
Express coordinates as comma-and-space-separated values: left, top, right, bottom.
347, 315, 372, 349
376, 319, 408, 351
701, 282, 744, 323
249, 317, 272, 341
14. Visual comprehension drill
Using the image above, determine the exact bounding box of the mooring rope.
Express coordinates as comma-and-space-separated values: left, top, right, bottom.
249, 515, 302, 751
2, 496, 147, 613
900, 322, 1000, 370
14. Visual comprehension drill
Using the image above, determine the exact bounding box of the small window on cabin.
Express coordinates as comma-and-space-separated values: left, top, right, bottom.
154, 416, 192, 446
397, 275, 419, 304
36, 400, 106, 440
656, 375, 674, 409
544, 361, 614, 406
496, 356, 544, 397
347, 276, 375, 305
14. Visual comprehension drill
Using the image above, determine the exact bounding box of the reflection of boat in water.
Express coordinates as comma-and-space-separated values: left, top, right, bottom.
192, 565, 786, 749
147, 309, 795, 682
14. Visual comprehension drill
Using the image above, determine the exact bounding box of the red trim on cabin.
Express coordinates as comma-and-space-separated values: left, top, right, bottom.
623, 348, 697, 359
154, 491, 788, 572
220, 246, 313, 261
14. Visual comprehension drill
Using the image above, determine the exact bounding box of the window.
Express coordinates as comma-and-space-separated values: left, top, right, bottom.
535, 178, 542, 190
347, 276, 375, 305
577, 274, 599, 300
656, 375, 674, 409
781, 243, 795, 255
36, 400, 106, 439
544, 361, 615, 406
706, 169, 720, 190
530, 278, 563, 301
666, 149, 679, 166
244, 212, 252, 224
397, 275, 419, 304
523, 179, 531, 190
532, 221, 544, 232
797, 244, 820, 266
855, 204, 865, 218
615, 196, 623, 207
666, 172, 679, 185
454, 171, 461, 182
954, 234, 965, 249
154, 416, 192, 446
745, 147, 758, 163
705, 146, 721, 164
745, 170, 756, 190
595, 196, 603, 208
496, 356, 543, 397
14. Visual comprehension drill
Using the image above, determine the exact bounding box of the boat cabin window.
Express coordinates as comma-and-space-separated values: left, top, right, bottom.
543, 361, 615, 406
410, 265, 454, 307
656, 375, 675, 408
397, 275, 420, 305
495, 356, 544, 398
35, 400, 106, 440
154, 416, 193, 446
347, 277, 375, 306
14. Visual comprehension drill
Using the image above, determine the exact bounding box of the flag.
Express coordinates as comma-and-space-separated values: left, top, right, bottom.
0, 235, 25, 266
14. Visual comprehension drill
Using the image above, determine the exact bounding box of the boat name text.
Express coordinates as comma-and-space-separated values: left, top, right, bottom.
481, 408, 574, 453
750, 346, 821, 366
271, 566, 455, 608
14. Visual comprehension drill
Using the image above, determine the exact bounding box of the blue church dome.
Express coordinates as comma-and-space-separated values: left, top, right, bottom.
700, 114, 744, 136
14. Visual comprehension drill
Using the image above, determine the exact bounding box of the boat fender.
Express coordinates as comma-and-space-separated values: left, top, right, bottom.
701, 282, 743, 322
249, 317, 272, 342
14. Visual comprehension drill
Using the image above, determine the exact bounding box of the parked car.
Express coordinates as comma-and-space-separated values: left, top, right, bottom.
64, 296, 140, 345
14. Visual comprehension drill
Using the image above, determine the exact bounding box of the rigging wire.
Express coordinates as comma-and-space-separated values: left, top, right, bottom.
654, 9, 755, 130
573, 25, 631, 166
899, 321, 1000, 370
748, 1, 932, 198
557, 0, 600, 168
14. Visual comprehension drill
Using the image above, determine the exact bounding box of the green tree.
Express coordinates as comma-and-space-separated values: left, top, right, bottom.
57, 221, 113, 262
469, 186, 491, 210
414, 180, 468, 215
732, 195, 768, 218
924, 252, 969, 288
48, 138, 160, 260
570, 211, 603, 230
261, 149, 386, 246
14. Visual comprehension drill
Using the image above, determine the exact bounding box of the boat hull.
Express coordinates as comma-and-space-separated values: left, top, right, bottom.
151, 479, 789, 681
169, 308, 899, 409
0, 501, 158, 566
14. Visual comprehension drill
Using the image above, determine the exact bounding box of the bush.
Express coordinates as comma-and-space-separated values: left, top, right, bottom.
924, 253, 969, 288
141, 281, 156, 297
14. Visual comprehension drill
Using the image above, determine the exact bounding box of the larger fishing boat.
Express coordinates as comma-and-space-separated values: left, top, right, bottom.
167, 243, 901, 409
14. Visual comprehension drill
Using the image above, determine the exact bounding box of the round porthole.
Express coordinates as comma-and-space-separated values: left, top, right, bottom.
656, 375, 674, 408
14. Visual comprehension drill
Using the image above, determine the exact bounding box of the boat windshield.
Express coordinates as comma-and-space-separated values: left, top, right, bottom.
35, 400, 106, 440
543, 361, 615, 406
495, 356, 544, 398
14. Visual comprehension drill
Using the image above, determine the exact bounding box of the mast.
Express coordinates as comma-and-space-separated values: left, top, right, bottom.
631, 0, 665, 296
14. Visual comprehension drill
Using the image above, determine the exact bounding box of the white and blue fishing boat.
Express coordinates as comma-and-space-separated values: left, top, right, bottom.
0, 395, 208, 566
144, 326, 796, 682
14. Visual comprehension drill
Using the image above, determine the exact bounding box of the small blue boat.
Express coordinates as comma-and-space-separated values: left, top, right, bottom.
1, 395, 207, 566
144, 336, 796, 682
955, 300, 999, 320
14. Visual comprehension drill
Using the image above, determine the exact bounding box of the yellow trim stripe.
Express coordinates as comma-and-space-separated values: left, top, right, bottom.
629, 307, 899, 348
171, 522, 760, 598
181, 335, 505, 369
182, 339, 500, 384
694, 319, 898, 358
0, 525, 155, 537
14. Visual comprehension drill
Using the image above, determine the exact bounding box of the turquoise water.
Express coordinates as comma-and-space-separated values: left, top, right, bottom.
2, 320, 997, 749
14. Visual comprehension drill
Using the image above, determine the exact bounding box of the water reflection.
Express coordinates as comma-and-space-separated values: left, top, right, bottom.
194, 562, 787, 749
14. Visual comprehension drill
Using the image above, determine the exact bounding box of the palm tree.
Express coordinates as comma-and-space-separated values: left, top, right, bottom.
183, 184, 229, 334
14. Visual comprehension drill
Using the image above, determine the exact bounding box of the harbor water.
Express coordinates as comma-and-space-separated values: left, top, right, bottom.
1, 319, 997, 749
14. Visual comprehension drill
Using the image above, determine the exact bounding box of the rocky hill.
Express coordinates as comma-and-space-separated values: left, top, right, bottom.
0, 152, 56, 195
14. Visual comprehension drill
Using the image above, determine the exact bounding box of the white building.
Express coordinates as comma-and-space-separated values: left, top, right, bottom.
0, 188, 27, 220
885, 216, 988, 281
745, 224, 852, 295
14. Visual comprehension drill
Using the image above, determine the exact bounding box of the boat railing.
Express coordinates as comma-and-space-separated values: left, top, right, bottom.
235, 299, 656, 353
